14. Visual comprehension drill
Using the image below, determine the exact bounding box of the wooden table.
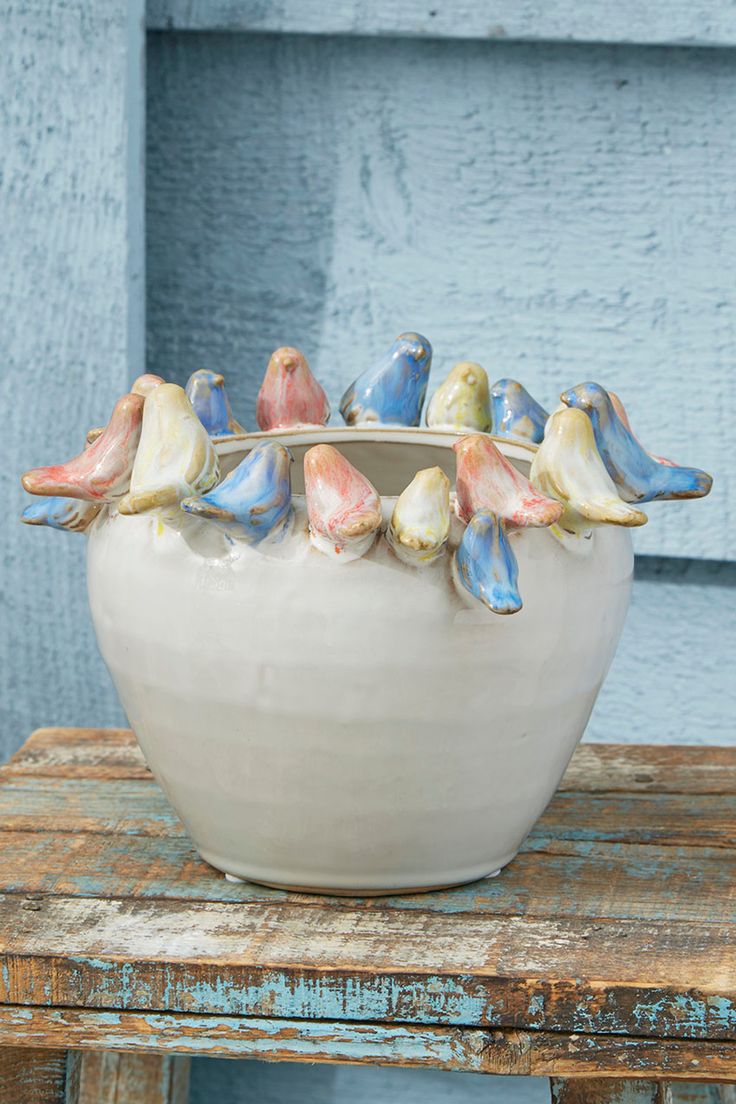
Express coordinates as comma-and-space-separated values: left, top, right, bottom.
0, 729, 734, 1104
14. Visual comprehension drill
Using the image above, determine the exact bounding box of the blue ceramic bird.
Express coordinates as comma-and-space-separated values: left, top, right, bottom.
180, 440, 292, 542
185, 369, 245, 436
490, 379, 549, 445
340, 333, 432, 426
453, 510, 522, 615
561, 382, 713, 504
21, 496, 101, 534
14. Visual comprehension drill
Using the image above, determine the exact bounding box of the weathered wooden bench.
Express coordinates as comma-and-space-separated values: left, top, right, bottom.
0, 728, 733, 1104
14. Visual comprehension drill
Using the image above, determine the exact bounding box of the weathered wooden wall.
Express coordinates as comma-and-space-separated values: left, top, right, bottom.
146, 31, 735, 562
2, 7, 735, 1104
1, 0, 142, 742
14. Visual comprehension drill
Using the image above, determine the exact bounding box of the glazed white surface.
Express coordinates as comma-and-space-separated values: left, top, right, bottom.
87, 434, 633, 892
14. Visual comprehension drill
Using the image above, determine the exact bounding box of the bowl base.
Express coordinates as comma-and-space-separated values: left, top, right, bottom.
221, 867, 503, 897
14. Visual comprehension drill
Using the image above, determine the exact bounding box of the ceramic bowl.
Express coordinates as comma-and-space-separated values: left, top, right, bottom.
87, 427, 633, 894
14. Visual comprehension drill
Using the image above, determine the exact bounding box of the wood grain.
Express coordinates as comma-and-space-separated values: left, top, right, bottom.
1, 0, 140, 752
0, 1047, 67, 1104
146, 32, 735, 561
8, 731, 736, 793
1, 774, 733, 849
70, 1052, 190, 1104
145, 0, 736, 48
0, 892, 733, 1038
6, 730, 149, 780
550, 1080, 672, 1103
1, 731, 736, 1090
0, 831, 732, 925
0, 1007, 735, 1081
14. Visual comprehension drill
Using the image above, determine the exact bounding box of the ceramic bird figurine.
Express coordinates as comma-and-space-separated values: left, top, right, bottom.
608, 390, 675, 467
256, 347, 330, 431
490, 379, 549, 445
86, 375, 164, 445
340, 333, 432, 426
118, 383, 220, 514
132, 373, 165, 398
454, 434, 562, 528
453, 510, 522, 615
304, 444, 382, 561
181, 441, 292, 542
562, 381, 711, 502
22, 393, 144, 502
561, 383, 711, 504
530, 407, 648, 534
21, 496, 102, 533
426, 361, 492, 432
386, 467, 451, 566
186, 369, 245, 436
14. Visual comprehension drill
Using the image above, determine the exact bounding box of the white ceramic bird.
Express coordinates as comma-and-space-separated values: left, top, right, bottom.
118, 383, 220, 514
530, 408, 648, 534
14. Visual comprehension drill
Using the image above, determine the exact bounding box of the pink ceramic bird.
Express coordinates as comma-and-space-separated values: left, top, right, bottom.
608, 390, 676, 468
303, 444, 381, 560
454, 434, 563, 528
256, 347, 330, 431
22, 393, 144, 502
86, 374, 163, 444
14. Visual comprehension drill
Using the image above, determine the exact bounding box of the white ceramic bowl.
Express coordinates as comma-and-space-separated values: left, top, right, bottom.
87, 428, 632, 894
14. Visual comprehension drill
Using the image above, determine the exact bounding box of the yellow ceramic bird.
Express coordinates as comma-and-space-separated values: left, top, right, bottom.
426, 362, 492, 432
118, 384, 220, 514
530, 408, 648, 535
387, 467, 451, 566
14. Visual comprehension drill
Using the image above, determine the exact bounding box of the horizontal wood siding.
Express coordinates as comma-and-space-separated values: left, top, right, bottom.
146, 0, 736, 48
146, 32, 735, 561
1, 0, 140, 749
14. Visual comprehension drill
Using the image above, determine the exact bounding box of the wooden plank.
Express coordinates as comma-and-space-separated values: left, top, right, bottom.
0, 779, 183, 837
1, 1008, 736, 1081
533, 792, 736, 849
0, 1047, 68, 1104
550, 1080, 672, 1103
1, 774, 732, 849
0, 893, 733, 1038
146, 0, 736, 47
8, 733, 736, 794
672, 1088, 736, 1102
560, 746, 736, 796
0, 831, 733, 926
146, 32, 735, 560
69, 1052, 190, 1104
5, 730, 149, 781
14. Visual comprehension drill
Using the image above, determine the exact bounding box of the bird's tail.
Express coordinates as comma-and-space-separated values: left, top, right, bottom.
651, 464, 713, 502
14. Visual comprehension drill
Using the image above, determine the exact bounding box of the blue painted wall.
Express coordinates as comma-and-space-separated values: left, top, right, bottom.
2, 10, 735, 1104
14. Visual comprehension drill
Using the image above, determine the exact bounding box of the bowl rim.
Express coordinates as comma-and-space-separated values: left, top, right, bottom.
212, 425, 537, 466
